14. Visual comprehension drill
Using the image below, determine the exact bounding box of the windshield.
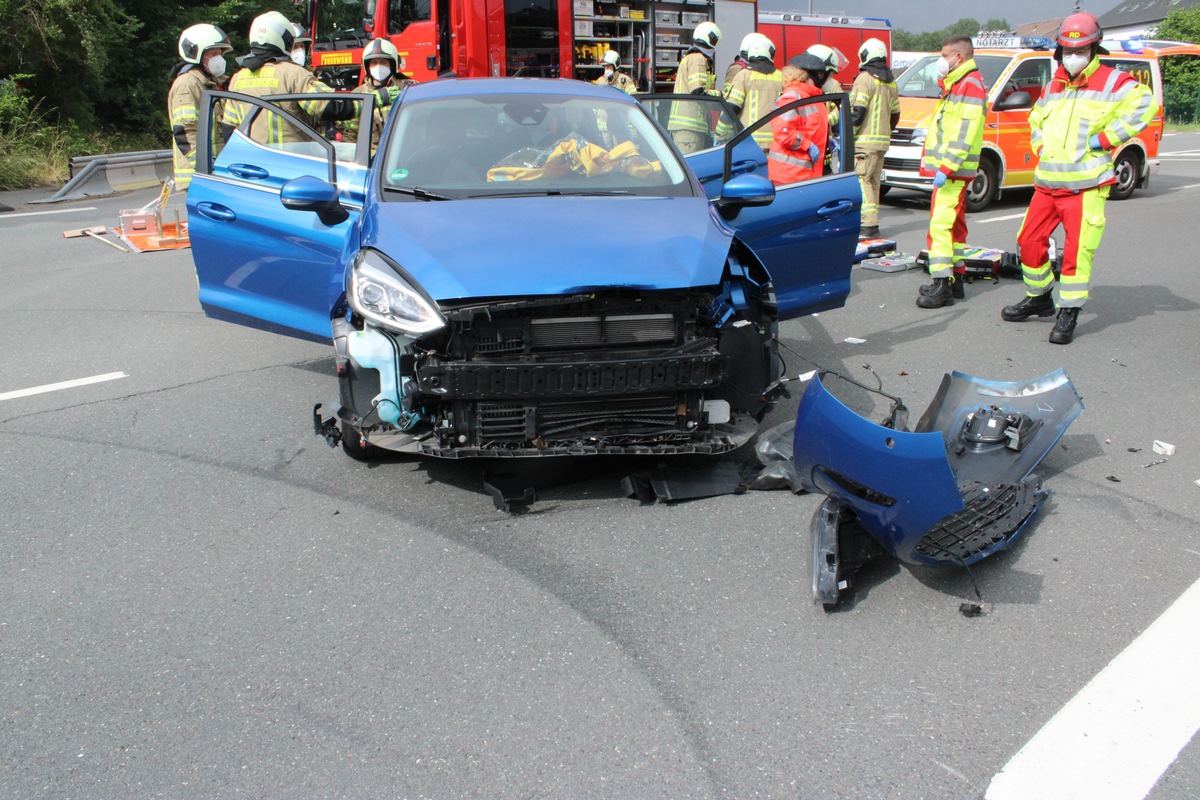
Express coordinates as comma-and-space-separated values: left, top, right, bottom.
895, 54, 1013, 98
380, 94, 692, 199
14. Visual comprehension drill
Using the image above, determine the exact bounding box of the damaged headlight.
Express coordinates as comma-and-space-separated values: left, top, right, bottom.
348, 249, 446, 335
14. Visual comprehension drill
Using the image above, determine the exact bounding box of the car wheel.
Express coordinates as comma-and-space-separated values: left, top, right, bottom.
1110, 150, 1140, 201
965, 159, 998, 213
878, 184, 890, 199
341, 427, 385, 461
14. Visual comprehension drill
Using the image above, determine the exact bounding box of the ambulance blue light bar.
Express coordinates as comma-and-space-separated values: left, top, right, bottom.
971, 34, 1053, 50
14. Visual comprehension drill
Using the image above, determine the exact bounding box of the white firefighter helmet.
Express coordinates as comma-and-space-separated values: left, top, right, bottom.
362, 38, 400, 70
806, 44, 838, 72
249, 11, 296, 53
178, 24, 232, 64
858, 38, 887, 66
745, 33, 776, 61
601, 49, 621, 67
291, 23, 313, 45
693, 21, 721, 47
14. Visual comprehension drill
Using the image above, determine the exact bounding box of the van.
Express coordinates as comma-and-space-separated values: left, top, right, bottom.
880, 36, 1200, 212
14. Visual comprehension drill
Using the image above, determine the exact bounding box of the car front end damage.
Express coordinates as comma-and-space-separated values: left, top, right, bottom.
792, 369, 1084, 609
319, 249, 778, 458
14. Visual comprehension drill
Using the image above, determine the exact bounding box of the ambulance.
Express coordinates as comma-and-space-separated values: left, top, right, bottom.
880, 35, 1200, 212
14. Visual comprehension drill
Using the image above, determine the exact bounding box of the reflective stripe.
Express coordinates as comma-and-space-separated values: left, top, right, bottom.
922, 63, 986, 179
769, 149, 813, 169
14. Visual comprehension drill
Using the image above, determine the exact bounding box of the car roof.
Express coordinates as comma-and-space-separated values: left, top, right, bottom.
972, 42, 1200, 59
400, 77, 642, 105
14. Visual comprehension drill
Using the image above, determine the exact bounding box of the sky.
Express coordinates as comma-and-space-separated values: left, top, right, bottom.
755, 1, 1096, 33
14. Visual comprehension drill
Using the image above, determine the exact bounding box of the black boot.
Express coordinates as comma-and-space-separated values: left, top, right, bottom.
859, 225, 880, 240
1049, 307, 1079, 344
916, 278, 954, 308
919, 275, 965, 299
1001, 292, 1054, 322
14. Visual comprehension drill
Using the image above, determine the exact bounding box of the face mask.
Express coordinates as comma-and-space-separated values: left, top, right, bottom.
1062, 53, 1090, 76
206, 54, 227, 78
369, 64, 391, 83
291, 48, 307, 67
604, 67, 614, 78
934, 56, 954, 78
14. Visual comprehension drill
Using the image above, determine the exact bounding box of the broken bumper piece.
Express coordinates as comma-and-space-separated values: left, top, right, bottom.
794, 369, 1083, 606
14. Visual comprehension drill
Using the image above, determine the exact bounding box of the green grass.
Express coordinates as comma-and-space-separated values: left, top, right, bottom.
1166, 121, 1200, 132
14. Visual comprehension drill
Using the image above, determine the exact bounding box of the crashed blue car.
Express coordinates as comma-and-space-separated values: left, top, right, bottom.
187, 78, 859, 458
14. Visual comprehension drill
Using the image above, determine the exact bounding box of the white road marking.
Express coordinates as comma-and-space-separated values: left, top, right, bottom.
975, 212, 1026, 224
0, 371, 128, 401
0, 206, 98, 220
986, 574, 1200, 800
1177, 183, 1200, 190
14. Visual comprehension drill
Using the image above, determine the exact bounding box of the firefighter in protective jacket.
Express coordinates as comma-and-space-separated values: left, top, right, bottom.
595, 50, 638, 94
168, 24, 232, 188
1000, 12, 1155, 344
916, 35, 986, 309
849, 38, 899, 238
725, 35, 783, 152
344, 38, 417, 152
668, 21, 722, 154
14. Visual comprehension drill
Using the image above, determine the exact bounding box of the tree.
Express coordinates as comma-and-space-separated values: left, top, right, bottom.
893, 18, 1011, 52
1155, 8, 1200, 123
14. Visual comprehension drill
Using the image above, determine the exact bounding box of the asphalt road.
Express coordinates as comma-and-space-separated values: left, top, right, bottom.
2, 133, 1199, 799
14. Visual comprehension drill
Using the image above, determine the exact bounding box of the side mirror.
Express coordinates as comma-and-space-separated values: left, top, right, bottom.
281, 175, 349, 226
996, 91, 1033, 111
715, 172, 775, 218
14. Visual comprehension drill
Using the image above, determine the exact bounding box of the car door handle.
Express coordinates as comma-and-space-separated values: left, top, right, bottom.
229, 163, 269, 180
818, 200, 854, 218
195, 202, 236, 222
731, 160, 758, 176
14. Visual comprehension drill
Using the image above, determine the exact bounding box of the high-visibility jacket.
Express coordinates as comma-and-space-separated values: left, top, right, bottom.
343, 77, 416, 152
849, 69, 898, 153
921, 59, 986, 179
768, 81, 828, 185
1030, 57, 1156, 192
225, 61, 333, 145
594, 70, 638, 94
668, 49, 718, 134
820, 74, 841, 128
168, 66, 218, 187
725, 62, 784, 149
723, 59, 747, 94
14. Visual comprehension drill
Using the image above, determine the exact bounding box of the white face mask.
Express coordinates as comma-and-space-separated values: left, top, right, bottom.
934, 55, 955, 79
604, 67, 615, 78
291, 48, 307, 67
1062, 53, 1090, 76
206, 54, 227, 78
369, 64, 391, 83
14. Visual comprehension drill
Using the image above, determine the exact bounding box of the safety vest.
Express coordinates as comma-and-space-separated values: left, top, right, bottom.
921, 59, 986, 179
849, 70, 898, 152
167, 66, 217, 187
768, 81, 828, 185
1030, 58, 1156, 191
668, 50, 717, 133
726, 64, 784, 149
226, 61, 333, 145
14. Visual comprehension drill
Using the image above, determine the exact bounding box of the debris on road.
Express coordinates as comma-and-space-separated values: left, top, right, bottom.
1152, 440, 1176, 456
62, 226, 129, 252
1142, 458, 1169, 468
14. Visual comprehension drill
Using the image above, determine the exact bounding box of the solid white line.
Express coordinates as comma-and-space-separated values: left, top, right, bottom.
986, 575, 1200, 800
0, 206, 98, 220
1178, 183, 1200, 190
975, 212, 1026, 224
0, 371, 128, 401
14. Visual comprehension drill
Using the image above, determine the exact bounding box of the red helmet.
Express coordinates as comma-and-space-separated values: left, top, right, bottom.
1057, 12, 1103, 48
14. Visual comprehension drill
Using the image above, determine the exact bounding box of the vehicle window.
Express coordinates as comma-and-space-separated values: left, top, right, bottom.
1101, 58, 1154, 89
388, 0, 431, 34
997, 58, 1052, 105
635, 96, 740, 150
240, 97, 361, 162
316, 0, 367, 46
896, 54, 1013, 98
380, 95, 692, 197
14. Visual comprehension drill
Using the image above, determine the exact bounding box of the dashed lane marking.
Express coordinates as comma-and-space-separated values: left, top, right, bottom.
975, 213, 1026, 224
0, 206, 99, 219
0, 372, 128, 402
986, 574, 1200, 800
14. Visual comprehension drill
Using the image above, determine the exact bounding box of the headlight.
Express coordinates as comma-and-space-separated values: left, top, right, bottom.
348, 249, 445, 335
910, 127, 928, 146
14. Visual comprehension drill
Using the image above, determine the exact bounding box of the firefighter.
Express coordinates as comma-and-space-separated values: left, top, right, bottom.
916, 35, 987, 309
595, 50, 637, 93
223, 11, 352, 146
668, 21, 722, 154
805, 44, 843, 174
1001, 12, 1155, 344
344, 38, 417, 152
724, 35, 783, 152
723, 33, 756, 93
168, 24, 232, 189
290, 24, 312, 68
850, 37, 899, 239
768, 53, 828, 186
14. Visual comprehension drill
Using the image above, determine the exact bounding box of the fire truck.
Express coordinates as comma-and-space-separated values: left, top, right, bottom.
296, 0, 889, 91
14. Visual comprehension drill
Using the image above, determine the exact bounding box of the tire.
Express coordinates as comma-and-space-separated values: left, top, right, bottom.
341, 427, 386, 461
1110, 150, 1140, 201
878, 184, 890, 198
965, 159, 998, 213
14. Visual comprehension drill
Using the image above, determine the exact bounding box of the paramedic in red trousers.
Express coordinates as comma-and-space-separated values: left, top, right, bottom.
850, 38, 899, 239
916, 35, 986, 309
768, 54, 828, 185
1001, 12, 1155, 344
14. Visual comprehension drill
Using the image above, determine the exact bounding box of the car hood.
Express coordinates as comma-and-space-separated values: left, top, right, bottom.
359, 195, 733, 302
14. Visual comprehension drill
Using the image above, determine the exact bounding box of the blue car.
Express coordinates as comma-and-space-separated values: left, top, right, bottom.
187, 78, 859, 458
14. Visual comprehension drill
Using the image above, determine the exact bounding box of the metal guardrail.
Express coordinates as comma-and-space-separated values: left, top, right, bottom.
32, 149, 173, 204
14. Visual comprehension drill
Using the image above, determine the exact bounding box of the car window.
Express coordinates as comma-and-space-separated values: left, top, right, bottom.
1101, 57, 1154, 89
379, 94, 692, 198
997, 57, 1052, 105
240, 97, 362, 162
635, 95, 741, 151
896, 54, 1013, 98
